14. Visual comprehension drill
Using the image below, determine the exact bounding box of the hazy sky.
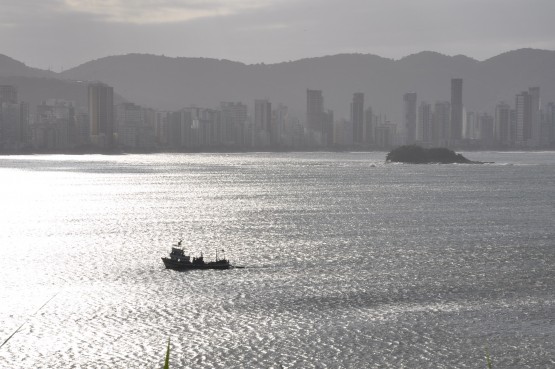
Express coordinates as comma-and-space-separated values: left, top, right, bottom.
1, 0, 554, 70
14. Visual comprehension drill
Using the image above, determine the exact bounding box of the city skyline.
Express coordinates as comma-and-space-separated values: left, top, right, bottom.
1, 74, 553, 153
2, 46, 555, 152
4, 48, 555, 125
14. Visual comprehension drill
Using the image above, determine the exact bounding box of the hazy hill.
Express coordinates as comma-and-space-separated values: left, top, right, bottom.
1, 49, 555, 123
0, 53, 126, 110
0, 54, 57, 79
0, 76, 89, 110
0, 55, 84, 109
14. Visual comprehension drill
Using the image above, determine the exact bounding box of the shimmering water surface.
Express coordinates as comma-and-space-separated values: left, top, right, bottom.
0, 151, 554, 368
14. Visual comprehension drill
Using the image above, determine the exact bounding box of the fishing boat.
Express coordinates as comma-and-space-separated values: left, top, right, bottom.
161, 240, 232, 270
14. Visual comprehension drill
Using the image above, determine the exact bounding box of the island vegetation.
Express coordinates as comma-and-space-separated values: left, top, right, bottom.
386, 145, 482, 164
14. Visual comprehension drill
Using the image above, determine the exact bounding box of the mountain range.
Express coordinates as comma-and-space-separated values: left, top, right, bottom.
1, 49, 554, 123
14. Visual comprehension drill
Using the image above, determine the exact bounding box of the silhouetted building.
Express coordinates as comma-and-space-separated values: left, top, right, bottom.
254, 99, 272, 147
323, 109, 334, 147
351, 93, 364, 145
450, 78, 463, 143
141, 108, 157, 149
32, 99, 75, 150
290, 118, 305, 148
169, 109, 193, 149
494, 102, 512, 147
547, 102, 555, 146
529, 87, 541, 146
272, 103, 288, 147
306, 89, 324, 145
464, 110, 475, 141
478, 113, 494, 147
168, 107, 222, 149
433, 101, 450, 146
375, 122, 397, 149
417, 101, 432, 145
0, 85, 29, 151
116, 103, 154, 149
466, 111, 480, 140
1, 101, 29, 151
515, 90, 532, 145
74, 110, 90, 147
186, 107, 222, 148
403, 92, 417, 144
154, 111, 171, 146
364, 106, 374, 145
334, 119, 353, 146
88, 83, 114, 149
220, 102, 247, 147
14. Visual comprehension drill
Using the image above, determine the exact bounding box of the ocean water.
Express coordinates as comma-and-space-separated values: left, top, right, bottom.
0, 151, 554, 368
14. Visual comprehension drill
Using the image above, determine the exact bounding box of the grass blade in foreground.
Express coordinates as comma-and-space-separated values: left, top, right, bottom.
163, 339, 170, 369
485, 345, 493, 368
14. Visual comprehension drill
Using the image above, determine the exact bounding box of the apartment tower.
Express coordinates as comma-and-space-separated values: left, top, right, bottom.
450, 78, 463, 143
88, 83, 114, 149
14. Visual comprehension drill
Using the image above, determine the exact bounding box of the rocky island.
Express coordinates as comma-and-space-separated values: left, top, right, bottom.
386, 145, 484, 164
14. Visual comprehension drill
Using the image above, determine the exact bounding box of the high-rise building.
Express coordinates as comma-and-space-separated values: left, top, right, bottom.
478, 113, 494, 147
465, 111, 479, 140
220, 102, 248, 147
374, 122, 397, 149
529, 87, 541, 146
195, 108, 222, 148
515, 90, 532, 145
88, 83, 114, 149
494, 102, 512, 146
1, 102, 28, 150
272, 103, 289, 147
33, 99, 75, 150
351, 93, 364, 145
306, 89, 324, 137
254, 99, 272, 147
417, 101, 432, 144
547, 102, 555, 146
74, 110, 90, 147
0, 85, 29, 151
154, 111, 171, 146
450, 78, 463, 143
169, 109, 192, 149
514, 87, 542, 147
403, 92, 417, 144
116, 102, 143, 149
462, 107, 472, 139
323, 109, 334, 147
432, 101, 450, 147
333, 119, 353, 147
171, 107, 222, 149
510, 109, 517, 145
364, 106, 374, 145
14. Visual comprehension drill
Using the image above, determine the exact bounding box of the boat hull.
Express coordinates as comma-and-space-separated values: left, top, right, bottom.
161, 257, 231, 270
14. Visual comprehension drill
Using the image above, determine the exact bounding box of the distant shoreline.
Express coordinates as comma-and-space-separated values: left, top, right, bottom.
1, 147, 554, 156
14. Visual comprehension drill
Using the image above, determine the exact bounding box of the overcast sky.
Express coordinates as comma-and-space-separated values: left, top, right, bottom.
1, 0, 554, 70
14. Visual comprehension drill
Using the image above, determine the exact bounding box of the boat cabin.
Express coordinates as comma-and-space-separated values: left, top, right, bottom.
169, 247, 190, 262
